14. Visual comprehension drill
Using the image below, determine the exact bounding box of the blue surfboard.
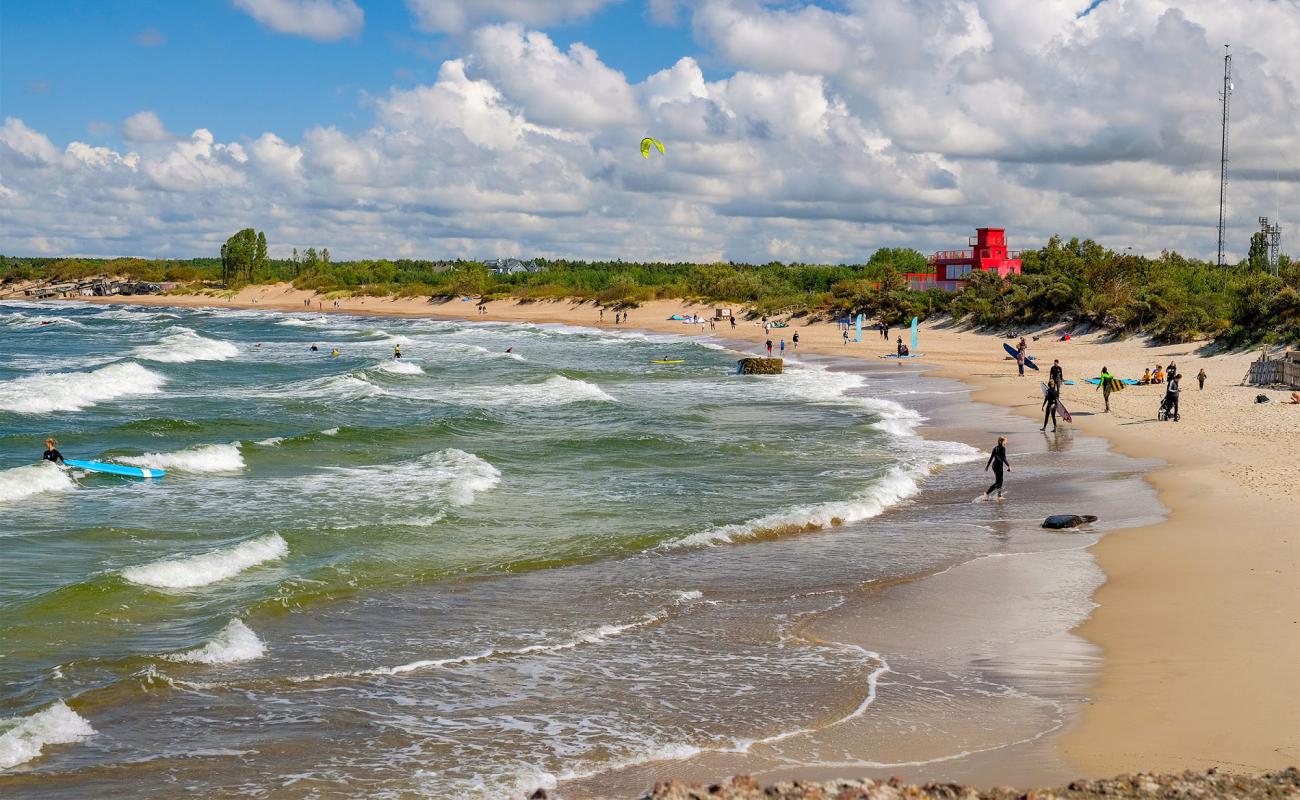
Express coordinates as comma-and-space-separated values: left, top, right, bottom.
1002, 342, 1039, 370
64, 459, 164, 479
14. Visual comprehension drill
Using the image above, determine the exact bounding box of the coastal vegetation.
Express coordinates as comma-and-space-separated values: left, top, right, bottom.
2, 234, 1295, 345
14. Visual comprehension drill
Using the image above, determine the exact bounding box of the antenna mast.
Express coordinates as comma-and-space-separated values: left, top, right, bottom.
1217, 45, 1232, 267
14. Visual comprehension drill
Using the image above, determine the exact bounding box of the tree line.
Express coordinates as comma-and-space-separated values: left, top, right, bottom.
1, 231, 1295, 345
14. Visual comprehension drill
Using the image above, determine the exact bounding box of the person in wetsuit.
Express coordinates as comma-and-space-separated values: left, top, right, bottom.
394, 344, 402, 359
43, 438, 65, 464
1049, 359, 1063, 386
1042, 380, 1060, 431
983, 436, 1010, 499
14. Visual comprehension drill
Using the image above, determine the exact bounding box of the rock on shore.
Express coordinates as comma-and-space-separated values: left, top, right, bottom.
634, 768, 1299, 800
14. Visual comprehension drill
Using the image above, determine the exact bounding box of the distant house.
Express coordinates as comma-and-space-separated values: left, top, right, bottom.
907, 228, 1023, 292
484, 258, 542, 275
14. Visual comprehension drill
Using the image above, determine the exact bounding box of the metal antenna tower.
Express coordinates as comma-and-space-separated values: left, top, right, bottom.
1258, 216, 1281, 274
1216, 45, 1232, 266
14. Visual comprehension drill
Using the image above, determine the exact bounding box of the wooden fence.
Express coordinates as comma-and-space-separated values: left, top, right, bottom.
1246, 350, 1300, 388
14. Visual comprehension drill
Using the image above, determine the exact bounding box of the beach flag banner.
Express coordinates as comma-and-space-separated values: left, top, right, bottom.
855, 313, 863, 343
910, 316, 918, 352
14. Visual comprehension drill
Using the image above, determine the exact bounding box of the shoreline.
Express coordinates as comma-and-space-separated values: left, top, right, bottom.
47, 287, 1300, 780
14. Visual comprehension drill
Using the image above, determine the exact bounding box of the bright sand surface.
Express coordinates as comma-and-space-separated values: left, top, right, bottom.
70, 284, 1300, 776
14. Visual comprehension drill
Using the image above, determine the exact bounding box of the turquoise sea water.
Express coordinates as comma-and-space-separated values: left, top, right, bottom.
0, 301, 1151, 797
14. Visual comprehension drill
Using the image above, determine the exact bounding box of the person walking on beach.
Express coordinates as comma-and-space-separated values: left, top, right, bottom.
983, 436, 1010, 500
842, 329, 850, 346
1042, 380, 1060, 431
729, 316, 736, 330
779, 339, 785, 357
1197, 368, 1207, 390
1049, 359, 1063, 386
599, 307, 604, 322
1015, 340, 1027, 377
1163, 373, 1181, 420
1097, 366, 1115, 412
766, 339, 773, 357
792, 331, 799, 349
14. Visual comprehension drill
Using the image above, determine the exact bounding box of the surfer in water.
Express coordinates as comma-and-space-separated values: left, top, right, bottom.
394, 344, 402, 359
42, 438, 65, 464
983, 436, 1010, 500
1042, 380, 1060, 431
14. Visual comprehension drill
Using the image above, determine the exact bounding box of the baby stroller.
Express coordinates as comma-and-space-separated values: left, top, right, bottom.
1157, 392, 1180, 422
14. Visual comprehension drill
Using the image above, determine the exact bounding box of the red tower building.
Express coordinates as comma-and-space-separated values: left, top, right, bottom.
907, 228, 1022, 291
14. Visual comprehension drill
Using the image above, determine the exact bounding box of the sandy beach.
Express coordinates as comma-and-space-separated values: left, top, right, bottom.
59, 284, 1300, 781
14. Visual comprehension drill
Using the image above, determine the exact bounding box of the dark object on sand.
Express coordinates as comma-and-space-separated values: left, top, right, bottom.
1256, 394, 1271, 403
1041, 514, 1098, 529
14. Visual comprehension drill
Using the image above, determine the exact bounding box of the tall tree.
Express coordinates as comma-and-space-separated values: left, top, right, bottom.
1246, 230, 1269, 270
220, 228, 266, 286
321, 247, 330, 265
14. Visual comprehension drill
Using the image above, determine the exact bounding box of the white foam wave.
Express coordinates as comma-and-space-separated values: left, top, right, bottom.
673, 466, 924, 548
132, 328, 239, 363
254, 436, 285, 447
0, 361, 166, 414
275, 318, 312, 327
289, 374, 383, 402
322, 449, 499, 509
300, 610, 665, 682
375, 360, 423, 375
166, 619, 265, 664
0, 701, 96, 770
450, 375, 615, 408
120, 443, 245, 474
0, 462, 76, 504
320, 427, 339, 436
85, 308, 178, 322
122, 533, 287, 589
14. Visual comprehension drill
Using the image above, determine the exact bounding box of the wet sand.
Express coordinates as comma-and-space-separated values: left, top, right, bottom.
57, 286, 1300, 783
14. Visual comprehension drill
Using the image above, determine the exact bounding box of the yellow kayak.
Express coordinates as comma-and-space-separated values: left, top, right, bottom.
651, 359, 684, 364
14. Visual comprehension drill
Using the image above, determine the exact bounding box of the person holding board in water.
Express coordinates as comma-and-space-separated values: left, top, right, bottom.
43, 438, 65, 464
983, 436, 1010, 500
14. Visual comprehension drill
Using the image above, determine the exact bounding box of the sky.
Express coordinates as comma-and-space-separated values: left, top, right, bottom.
1, 0, 1297, 263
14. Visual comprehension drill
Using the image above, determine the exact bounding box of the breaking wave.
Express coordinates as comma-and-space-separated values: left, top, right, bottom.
318, 449, 499, 509
374, 360, 423, 376
122, 533, 288, 589
0, 462, 77, 504
165, 619, 265, 664
120, 443, 245, 474
0, 701, 96, 770
455, 375, 615, 408
132, 328, 239, 363
0, 362, 166, 414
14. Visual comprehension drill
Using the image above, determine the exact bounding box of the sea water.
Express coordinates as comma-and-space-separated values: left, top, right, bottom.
0, 301, 1156, 797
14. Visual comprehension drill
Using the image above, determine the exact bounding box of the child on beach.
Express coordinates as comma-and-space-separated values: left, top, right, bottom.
1197, 368, 1207, 390
792, 332, 799, 349
842, 330, 849, 345
766, 339, 773, 357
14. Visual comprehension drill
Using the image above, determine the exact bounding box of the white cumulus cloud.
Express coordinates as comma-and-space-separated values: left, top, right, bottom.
404, 0, 615, 34
232, 0, 363, 41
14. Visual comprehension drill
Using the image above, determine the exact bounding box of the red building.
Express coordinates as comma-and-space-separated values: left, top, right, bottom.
907, 228, 1022, 291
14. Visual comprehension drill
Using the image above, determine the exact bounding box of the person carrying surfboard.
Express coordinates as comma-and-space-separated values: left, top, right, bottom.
1097, 367, 1117, 412
42, 438, 65, 465
1016, 339, 1028, 377
1041, 380, 1060, 431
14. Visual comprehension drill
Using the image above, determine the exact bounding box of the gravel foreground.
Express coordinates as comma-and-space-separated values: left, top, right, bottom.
608, 768, 1300, 799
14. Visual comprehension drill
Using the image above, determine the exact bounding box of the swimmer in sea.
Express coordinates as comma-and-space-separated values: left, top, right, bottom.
310, 344, 319, 352
394, 344, 402, 359
330, 347, 340, 357
43, 438, 65, 464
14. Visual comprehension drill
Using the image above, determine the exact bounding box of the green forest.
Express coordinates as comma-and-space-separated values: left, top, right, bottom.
2, 232, 1296, 346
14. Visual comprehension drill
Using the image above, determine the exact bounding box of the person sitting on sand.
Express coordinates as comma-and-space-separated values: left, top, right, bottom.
1289, 392, 1300, 405
1152, 366, 1164, 384
42, 438, 65, 464
896, 336, 905, 355
1140, 368, 1151, 384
